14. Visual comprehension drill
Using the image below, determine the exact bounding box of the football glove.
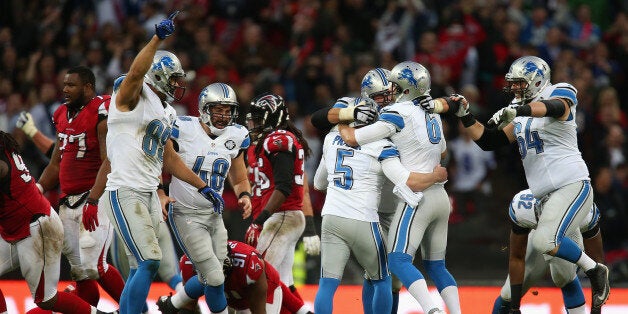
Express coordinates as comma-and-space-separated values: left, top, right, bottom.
155, 11, 179, 40
488, 107, 516, 130
245, 223, 262, 248
448, 94, 470, 117
16, 111, 38, 138
82, 199, 99, 232
198, 186, 225, 214
353, 98, 379, 125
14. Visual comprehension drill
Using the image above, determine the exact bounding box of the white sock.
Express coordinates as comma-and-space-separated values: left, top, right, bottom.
566, 304, 586, 314
577, 253, 597, 271
296, 305, 311, 314
211, 308, 228, 314
440, 285, 461, 314
172, 289, 194, 308
408, 279, 440, 313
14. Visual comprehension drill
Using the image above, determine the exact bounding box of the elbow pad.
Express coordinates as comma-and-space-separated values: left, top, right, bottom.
540, 99, 567, 118
475, 127, 510, 150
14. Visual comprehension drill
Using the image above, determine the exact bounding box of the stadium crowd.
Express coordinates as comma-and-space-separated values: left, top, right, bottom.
1, 0, 627, 288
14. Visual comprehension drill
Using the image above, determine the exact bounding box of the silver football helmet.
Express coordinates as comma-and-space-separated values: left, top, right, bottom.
198, 83, 239, 136
144, 50, 186, 101
361, 68, 393, 107
504, 56, 551, 102
389, 61, 431, 102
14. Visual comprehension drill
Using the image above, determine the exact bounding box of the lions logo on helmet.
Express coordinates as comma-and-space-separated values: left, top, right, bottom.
389, 61, 431, 102
361, 68, 393, 107
144, 50, 186, 102
504, 56, 551, 103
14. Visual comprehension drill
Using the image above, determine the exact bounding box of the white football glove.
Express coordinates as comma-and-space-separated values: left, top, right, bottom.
488, 107, 516, 130
353, 98, 379, 125
16, 111, 38, 137
392, 184, 424, 208
303, 235, 321, 255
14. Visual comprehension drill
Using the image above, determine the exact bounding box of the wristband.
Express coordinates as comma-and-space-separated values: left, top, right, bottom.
510, 284, 523, 309
304, 215, 317, 237
253, 210, 272, 225
515, 104, 532, 116
157, 183, 165, 190
238, 191, 252, 199
433, 98, 445, 113
338, 106, 355, 122
86, 197, 99, 205
460, 113, 477, 128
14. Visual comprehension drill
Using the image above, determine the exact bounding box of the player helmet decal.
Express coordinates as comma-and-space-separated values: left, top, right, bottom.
389, 61, 431, 102
198, 83, 239, 135
144, 50, 186, 101
503, 56, 551, 102
361, 68, 393, 107
246, 93, 288, 138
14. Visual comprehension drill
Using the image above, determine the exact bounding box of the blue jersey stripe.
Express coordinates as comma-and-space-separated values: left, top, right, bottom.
241, 135, 251, 149
509, 204, 518, 224
550, 88, 577, 104
380, 112, 404, 131
378, 147, 400, 161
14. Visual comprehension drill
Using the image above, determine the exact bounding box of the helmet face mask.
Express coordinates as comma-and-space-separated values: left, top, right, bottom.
145, 50, 186, 101
503, 56, 550, 102
246, 94, 288, 140
198, 83, 239, 134
389, 61, 431, 102
361, 68, 393, 107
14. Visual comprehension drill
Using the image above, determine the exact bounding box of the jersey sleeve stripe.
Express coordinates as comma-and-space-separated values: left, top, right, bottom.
333, 100, 349, 109
509, 204, 519, 224
550, 87, 577, 104
378, 147, 400, 161
241, 135, 251, 149
379, 112, 404, 131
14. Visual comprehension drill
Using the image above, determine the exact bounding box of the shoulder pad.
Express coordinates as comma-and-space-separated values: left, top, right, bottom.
508, 189, 538, 229
263, 132, 295, 154
246, 252, 264, 282
548, 83, 577, 106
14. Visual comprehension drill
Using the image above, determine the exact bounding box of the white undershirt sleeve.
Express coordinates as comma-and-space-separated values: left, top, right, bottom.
313, 155, 328, 191
354, 121, 397, 146
380, 157, 411, 186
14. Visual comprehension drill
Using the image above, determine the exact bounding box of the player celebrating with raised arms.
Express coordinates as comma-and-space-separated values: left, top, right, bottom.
433, 55, 610, 313
102, 11, 224, 314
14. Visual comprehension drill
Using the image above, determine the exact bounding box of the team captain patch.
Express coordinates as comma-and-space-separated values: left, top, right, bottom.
225, 139, 236, 150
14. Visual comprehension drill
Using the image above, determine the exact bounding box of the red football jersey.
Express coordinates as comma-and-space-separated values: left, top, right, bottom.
246, 130, 305, 219
0, 148, 51, 241
53, 95, 110, 195
225, 240, 282, 310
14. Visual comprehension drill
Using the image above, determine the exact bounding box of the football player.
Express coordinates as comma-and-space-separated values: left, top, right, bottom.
244, 93, 320, 300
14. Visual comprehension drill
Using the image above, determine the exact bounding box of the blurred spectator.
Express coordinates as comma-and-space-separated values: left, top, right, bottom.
594, 167, 628, 252
28, 82, 61, 139
520, 5, 552, 48
448, 122, 496, 220
568, 3, 602, 54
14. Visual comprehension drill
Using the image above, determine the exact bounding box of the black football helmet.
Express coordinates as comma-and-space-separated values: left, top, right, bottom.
246, 93, 289, 138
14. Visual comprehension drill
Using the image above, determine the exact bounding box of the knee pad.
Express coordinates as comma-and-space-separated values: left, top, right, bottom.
423, 259, 456, 291
203, 269, 225, 287
531, 229, 556, 254
138, 259, 160, 273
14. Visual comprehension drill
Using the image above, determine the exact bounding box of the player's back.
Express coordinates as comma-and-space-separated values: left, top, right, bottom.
247, 129, 304, 217
169, 116, 250, 211
0, 148, 50, 241
320, 130, 397, 222
54, 95, 110, 195
106, 82, 172, 191
380, 101, 446, 173
512, 83, 589, 197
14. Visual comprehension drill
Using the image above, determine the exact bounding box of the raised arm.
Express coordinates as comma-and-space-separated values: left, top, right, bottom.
116, 12, 179, 111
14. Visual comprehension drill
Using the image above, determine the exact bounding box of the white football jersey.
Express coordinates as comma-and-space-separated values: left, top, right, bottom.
509, 189, 599, 233
318, 130, 400, 222
168, 116, 250, 212
106, 82, 173, 191
511, 83, 589, 197
378, 101, 446, 173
